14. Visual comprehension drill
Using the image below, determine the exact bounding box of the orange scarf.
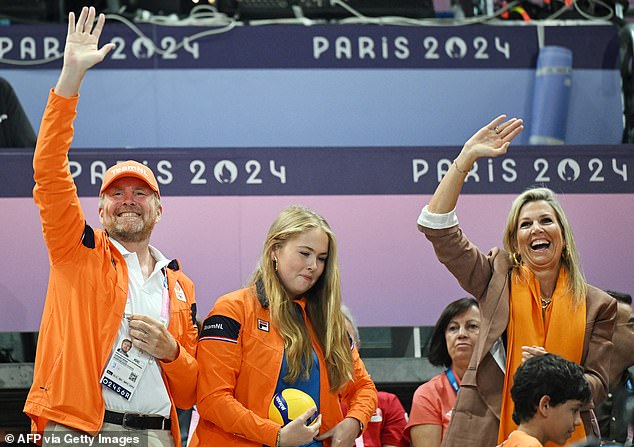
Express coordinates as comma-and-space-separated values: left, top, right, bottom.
498, 266, 586, 447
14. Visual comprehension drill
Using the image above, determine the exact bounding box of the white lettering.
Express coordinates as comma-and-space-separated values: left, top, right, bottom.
412, 159, 429, 183
44, 36, 62, 59
69, 161, 82, 179
18, 434, 43, 443
312, 36, 411, 61
394, 36, 410, 59
335, 37, 352, 59
64, 433, 95, 447
20, 37, 37, 60
358, 37, 375, 59
467, 161, 480, 182
91, 161, 108, 186
437, 159, 451, 182
495, 37, 511, 59
487, 159, 494, 182
0, 37, 13, 58
313, 36, 329, 59
534, 158, 550, 182
156, 160, 173, 184
381, 36, 389, 59
190, 160, 207, 185
502, 159, 517, 182
98, 434, 141, 446
269, 160, 286, 183
612, 159, 628, 181
245, 160, 262, 184
110, 165, 150, 177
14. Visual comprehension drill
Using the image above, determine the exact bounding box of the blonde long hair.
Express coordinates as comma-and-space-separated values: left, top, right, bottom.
249, 206, 353, 391
503, 187, 587, 305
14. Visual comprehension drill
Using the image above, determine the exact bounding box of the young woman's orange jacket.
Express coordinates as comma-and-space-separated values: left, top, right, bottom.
191, 285, 378, 447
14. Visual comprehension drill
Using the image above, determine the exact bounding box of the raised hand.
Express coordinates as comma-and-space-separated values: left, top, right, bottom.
64, 7, 113, 72
462, 115, 524, 163
55, 6, 115, 97
426, 115, 524, 214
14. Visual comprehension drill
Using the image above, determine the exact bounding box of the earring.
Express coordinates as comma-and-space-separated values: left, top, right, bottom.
512, 252, 522, 267
273, 256, 278, 272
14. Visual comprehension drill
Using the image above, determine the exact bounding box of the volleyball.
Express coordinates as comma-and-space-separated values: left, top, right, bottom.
268, 388, 317, 426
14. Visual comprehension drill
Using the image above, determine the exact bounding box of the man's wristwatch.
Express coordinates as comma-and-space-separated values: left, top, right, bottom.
357, 419, 364, 435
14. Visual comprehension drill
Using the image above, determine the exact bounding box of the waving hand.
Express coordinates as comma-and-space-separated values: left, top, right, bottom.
426, 115, 524, 215
462, 115, 524, 161
55, 6, 115, 97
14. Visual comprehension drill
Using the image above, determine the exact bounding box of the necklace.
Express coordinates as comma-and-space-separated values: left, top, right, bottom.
541, 297, 552, 310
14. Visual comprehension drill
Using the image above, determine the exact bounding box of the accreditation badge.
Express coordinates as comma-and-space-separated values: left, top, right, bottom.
174, 281, 187, 302
100, 336, 151, 400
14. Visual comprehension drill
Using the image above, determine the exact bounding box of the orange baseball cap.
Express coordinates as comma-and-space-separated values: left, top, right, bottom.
99, 160, 161, 198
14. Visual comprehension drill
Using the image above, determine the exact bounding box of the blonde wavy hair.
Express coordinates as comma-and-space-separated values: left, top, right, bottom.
503, 187, 587, 306
249, 205, 353, 391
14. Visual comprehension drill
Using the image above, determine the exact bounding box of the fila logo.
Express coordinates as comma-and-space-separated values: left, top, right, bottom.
257, 319, 270, 332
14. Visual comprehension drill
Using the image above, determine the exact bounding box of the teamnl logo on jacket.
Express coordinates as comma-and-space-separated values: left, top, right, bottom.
200, 315, 240, 344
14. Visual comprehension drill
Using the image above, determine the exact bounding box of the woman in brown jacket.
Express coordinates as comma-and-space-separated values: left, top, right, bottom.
416, 116, 616, 447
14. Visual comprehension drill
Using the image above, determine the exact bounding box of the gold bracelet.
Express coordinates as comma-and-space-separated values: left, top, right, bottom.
453, 159, 468, 174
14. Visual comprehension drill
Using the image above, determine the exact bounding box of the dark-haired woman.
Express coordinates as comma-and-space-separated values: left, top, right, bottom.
404, 298, 480, 447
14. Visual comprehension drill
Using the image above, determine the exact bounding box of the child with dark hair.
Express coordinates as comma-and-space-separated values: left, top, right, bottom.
498, 354, 592, 447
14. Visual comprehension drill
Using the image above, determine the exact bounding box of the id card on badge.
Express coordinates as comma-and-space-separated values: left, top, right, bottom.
100, 337, 151, 400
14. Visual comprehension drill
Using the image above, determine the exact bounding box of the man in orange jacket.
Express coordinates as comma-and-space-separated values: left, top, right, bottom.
24, 7, 198, 447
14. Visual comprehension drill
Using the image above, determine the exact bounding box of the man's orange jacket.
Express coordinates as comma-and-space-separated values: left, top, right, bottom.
24, 91, 198, 447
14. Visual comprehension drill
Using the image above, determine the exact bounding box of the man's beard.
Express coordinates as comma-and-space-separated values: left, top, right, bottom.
106, 217, 156, 243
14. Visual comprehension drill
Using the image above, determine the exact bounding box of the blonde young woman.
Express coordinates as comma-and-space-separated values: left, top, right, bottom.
191, 206, 377, 447
417, 116, 616, 447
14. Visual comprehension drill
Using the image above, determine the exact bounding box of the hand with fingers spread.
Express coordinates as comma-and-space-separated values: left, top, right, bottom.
458, 115, 524, 170
55, 6, 115, 97
426, 114, 524, 215
314, 416, 360, 447
129, 314, 179, 362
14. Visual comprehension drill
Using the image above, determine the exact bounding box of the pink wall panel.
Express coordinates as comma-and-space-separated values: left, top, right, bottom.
1, 193, 632, 331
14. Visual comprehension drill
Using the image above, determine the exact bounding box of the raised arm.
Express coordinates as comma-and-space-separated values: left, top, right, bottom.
33, 7, 115, 263
416, 116, 524, 298
426, 115, 524, 215
55, 6, 115, 98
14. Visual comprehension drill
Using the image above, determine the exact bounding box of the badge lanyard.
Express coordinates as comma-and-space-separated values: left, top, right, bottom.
160, 267, 170, 327
445, 368, 460, 395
